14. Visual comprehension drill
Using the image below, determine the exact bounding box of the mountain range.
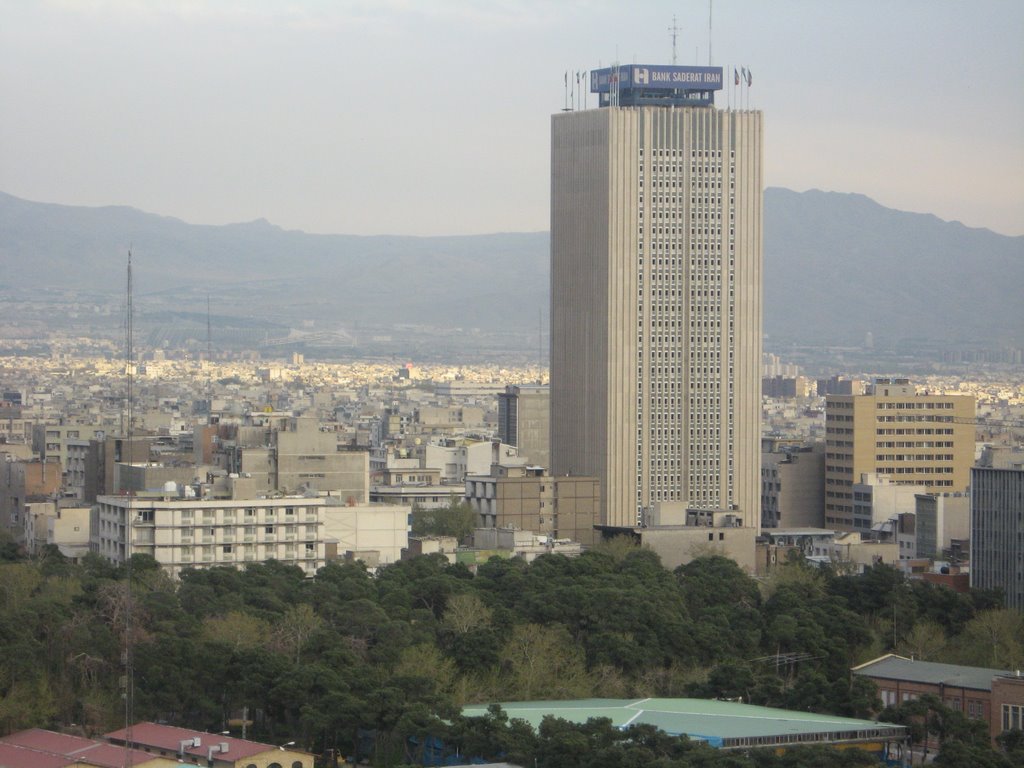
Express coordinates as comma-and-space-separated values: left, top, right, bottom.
1, 189, 1020, 351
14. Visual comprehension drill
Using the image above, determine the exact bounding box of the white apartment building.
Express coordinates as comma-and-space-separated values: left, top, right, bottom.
95, 494, 326, 578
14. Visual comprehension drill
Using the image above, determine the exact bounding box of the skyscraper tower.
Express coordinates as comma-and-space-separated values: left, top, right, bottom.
550, 64, 763, 530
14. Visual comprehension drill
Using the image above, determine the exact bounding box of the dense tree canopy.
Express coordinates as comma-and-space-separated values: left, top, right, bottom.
0, 545, 1020, 766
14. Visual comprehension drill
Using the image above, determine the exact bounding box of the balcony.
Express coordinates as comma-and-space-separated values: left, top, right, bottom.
221, 553, 235, 562
222, 535, 235, 543
285, 534, 297, 541
262, 534, 277, 543
243, 553, 256, 561
180, 536, 193, 544
222, 516, 236, 525
243, 535, 255, 542
180, 554, 193, 562
201, 536, 214, 544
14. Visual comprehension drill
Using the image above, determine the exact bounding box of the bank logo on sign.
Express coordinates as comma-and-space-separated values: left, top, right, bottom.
633, 67, 649, 85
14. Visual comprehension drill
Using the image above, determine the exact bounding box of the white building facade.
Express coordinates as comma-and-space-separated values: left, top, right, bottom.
95, 495, 326, 578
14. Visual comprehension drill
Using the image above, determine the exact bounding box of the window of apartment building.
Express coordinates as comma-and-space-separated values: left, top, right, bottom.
1004, 704, 1023, 732
968, 699, 984, 719
265, 525, 275, 534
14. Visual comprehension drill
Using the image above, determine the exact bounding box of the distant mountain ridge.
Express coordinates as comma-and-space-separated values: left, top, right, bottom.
1, 189, 1020, 347
763, 188, 1023, 346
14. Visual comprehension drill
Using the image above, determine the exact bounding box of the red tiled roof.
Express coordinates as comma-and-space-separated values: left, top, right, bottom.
104, 721, 276, 760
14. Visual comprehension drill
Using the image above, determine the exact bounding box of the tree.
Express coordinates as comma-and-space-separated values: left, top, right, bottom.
410, 499, 477, 542
897, 619, 947, 661
499, 624, 590, 701
443, 592, 492, 634
958, 610, 1024, 669
273, 603, 324, 663
201, 609, 272, 652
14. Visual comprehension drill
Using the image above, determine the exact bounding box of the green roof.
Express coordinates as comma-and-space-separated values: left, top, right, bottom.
461, 698, 904, 749
852, 654, 1008, 692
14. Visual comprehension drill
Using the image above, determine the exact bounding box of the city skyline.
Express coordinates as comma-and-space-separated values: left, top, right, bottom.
1, 0, 1022, 238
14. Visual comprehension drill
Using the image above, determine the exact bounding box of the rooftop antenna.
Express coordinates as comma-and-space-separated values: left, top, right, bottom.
669, 15, 680, 65
123, 248, 136, 767
206, 294, 212, 363
708, 0, 713, 65
538, 307, 543, 385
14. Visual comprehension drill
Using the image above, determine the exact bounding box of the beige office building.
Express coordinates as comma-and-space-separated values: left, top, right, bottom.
551, 64, 763, 529
824, 378, 975, 530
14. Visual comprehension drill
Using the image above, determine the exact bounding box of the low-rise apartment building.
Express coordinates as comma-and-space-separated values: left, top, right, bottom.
95, 493, 326, 578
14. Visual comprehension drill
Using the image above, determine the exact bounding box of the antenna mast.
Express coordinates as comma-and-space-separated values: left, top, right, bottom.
123, 249, 135, 767
538, 308, 543, 385
708, 0, 713, 65
669, 15, 680, 65
206, 294, 212, 363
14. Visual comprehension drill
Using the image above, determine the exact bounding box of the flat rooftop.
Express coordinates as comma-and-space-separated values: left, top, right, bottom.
462, 698, 905, 749
852, 654, 1009, 692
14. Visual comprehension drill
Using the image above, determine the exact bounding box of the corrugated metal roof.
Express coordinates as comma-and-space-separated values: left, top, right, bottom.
852, 654, 1008, 691
0, 728, 97, 754
104, 722, 277, 760
461, 698, 904, 745
0, 728, 161, 767
0, 742, 73, 768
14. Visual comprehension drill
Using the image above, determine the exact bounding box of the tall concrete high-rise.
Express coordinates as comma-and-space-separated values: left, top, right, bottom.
550, 64, 763, 529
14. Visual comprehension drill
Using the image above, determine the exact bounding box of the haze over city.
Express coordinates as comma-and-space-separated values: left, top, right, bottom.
2, 0, 1022, 237
2, 2, 1024, 767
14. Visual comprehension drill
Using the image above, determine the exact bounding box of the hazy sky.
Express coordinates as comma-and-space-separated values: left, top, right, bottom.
2, 0, 1022, 236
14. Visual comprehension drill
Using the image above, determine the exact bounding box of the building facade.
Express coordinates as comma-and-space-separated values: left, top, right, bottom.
761, 443, 825, 528
465, 464, 599, 546
970, 448, 1024, 611
853, 654, 1021, 748
550, 64, 763, 531
497, 384, 550, 469
95, 495, 326, 578
824, 379, 975, 531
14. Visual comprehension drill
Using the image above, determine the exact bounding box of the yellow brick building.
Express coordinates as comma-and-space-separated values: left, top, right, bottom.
824, 378, 974, 531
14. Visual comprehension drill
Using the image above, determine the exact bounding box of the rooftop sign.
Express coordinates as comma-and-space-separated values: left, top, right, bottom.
591, 65, 724, 93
